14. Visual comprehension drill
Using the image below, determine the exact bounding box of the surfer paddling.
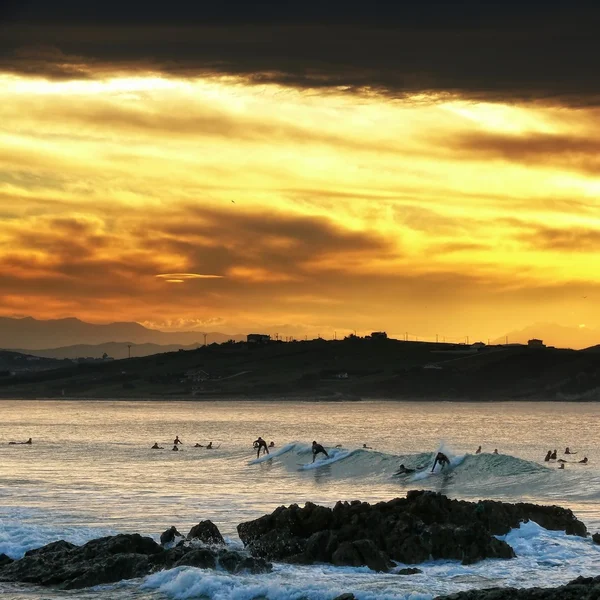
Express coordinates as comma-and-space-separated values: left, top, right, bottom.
395, 464, 416, 475
312, 441, 329, 463
254, 437, 269, 458
8, 438, 32, 445
151, 442, 164, 449
431, 452, 450, 472
475, 446, 482, 454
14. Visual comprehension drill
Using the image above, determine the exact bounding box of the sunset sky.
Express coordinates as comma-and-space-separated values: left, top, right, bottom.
1, 2, 599, 344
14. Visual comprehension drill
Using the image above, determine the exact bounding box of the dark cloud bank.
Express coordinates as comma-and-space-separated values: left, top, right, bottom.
1, 1, 600, 105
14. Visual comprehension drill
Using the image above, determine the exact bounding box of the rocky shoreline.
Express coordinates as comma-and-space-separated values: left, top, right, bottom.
0, 491, 596, 597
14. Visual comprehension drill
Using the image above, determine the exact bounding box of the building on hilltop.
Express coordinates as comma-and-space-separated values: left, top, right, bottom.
528, 338, 546, 348
247, 333, 271, 344
370, 331, 388, 339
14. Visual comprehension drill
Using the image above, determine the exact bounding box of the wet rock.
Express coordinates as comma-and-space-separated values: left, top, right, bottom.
434, 574, 600, 599
0, 531, 266, 590
187, 520, 225, 545
24, 540, 77, 557
397, 567, 422, 575
237, 491, 586, 570
234, 556, 272, 574
173, 548, 216, 569
332, 539, 391, 572
592, 532, 600, 544
333, 595, 356, 600
0, 554, 13, 567
160, 526, 182, 546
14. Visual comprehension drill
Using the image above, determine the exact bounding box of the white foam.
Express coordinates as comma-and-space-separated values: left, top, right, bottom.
141, 565, 434, 600
0, 516, 117, 559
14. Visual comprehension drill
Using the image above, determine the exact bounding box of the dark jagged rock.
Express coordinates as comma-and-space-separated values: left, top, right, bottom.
331, 539, 392, 572
333, 595, 356, 600
434, 574, 600, 599
237, 491, 586, 570
397, 567, 422, 575
592, 532, 600, 544
160, 526, 182, 546
25, 540, 76, 557
0, 530, 269, 589
187, 520, 225, 545
0, 554, 13, 567
173, 548, 216, 569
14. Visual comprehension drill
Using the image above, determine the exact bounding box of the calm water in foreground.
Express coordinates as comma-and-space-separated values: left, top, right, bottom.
1, 399, 599, 600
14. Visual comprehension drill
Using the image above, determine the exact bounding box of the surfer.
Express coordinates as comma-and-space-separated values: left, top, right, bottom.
173, 436, 182, 445
254, 437, 269, 458
395, 464, 415, 475
362, 444, 373, 449
559, 463, 565, 470
493, 449, 499, 455
312, 441, 329, 463
206, 442, 213, 449
550, 449, 557, 460
194, 443, 204, 447
151, 442, 164, 449
475, 446, 482, 454
565, 447, 577, 454
172, 445, 179, 451
268, 441, 275, 448
544, 450, 552, 462
8, 438, 32, 445
579, 457, 589, 464
557, 458, 567, 463
431, 452, 450, 472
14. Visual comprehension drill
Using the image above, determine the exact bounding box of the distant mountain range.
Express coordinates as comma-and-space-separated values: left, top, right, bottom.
492, 323, 600, 350
10, 342, 209, 360
1, 316, 598, 360
0, 316, 246, 355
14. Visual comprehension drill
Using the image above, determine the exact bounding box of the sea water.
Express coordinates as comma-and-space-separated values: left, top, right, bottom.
1, 399, 599, 600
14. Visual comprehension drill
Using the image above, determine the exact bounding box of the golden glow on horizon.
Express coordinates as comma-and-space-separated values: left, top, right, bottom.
1, 72, 600, 343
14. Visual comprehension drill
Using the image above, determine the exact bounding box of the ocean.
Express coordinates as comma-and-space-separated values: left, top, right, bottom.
1, 399, 599, 600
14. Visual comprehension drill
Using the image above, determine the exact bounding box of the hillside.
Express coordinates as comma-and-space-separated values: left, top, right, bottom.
10, 342, 205, 360
0, 338, 599, 401
0, 316, 245, 350
0, 350, 68, 375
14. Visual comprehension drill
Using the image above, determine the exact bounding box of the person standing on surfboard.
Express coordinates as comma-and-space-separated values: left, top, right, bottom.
312, 441, 329, 463
431, 451, 450, 472
254, 437, 269, 458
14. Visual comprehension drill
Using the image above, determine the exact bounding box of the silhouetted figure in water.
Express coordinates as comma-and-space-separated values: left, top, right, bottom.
254, 437, 269, 458
558, 459, 567, 463
395, 464, 415, 475
559, 463, 565, 470
475, 446, 482, 454
194, 443, 203, 447
362, 444, 372, 449
172, 445, 179, 451
565, 447, 577, 454
268, 441, 275, 448
206, 442, 213, 449
8, 438, 32, 445
493, 449, 499, 455
544, 450, 552, 462
431, 452, 450, 472
312, 441, 329, 462
151, 442, 164, 449
550, 449, 557, 460
174, 436, 182, 445
579, 457, 589, 464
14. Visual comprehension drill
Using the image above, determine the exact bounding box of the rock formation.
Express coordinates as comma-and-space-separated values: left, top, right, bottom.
237, 490, 586, 571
